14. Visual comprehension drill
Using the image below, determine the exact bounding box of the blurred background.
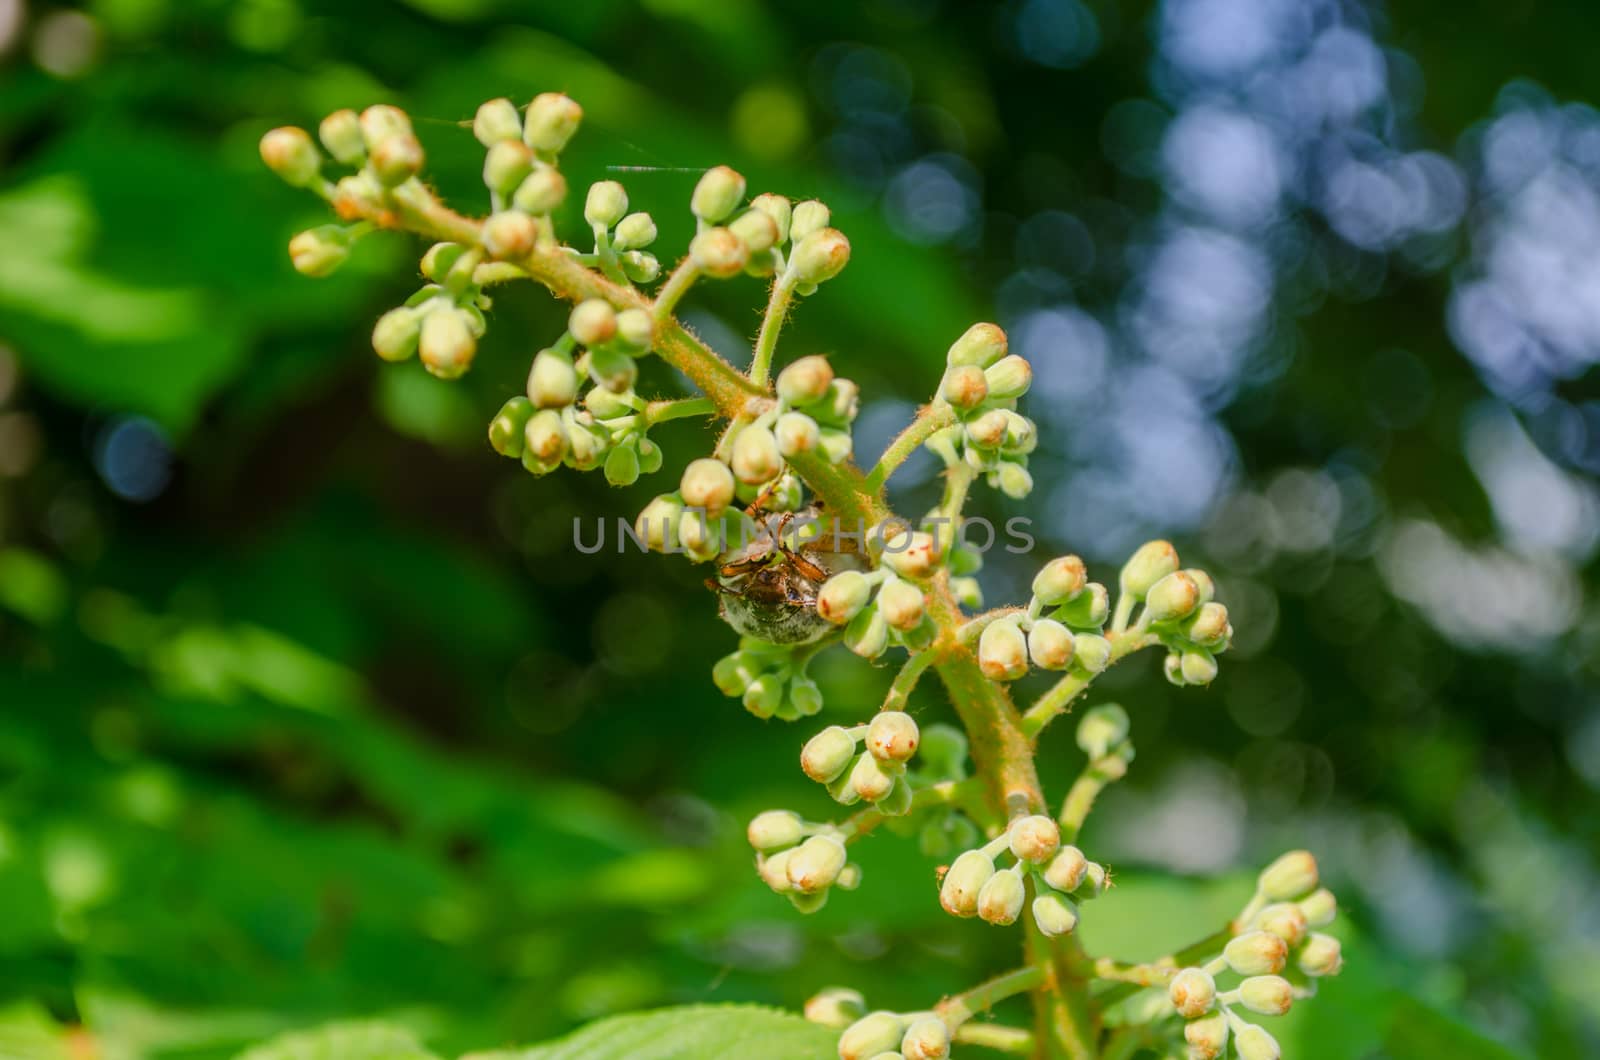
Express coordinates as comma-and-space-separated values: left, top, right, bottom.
1, 0, 1596, 1056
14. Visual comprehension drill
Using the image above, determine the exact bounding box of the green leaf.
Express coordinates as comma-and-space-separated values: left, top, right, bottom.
475, 1005, 835, 1060
1383, 997, 1525, 1060
236, 1021, 441, 1060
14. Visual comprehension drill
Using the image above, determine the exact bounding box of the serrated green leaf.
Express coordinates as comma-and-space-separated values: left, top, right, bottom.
470, 1004, 834, 1060
236, 1021, 441, 1060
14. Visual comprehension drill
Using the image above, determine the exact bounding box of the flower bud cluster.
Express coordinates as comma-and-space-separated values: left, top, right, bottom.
925, 323, 1038, 500
746, 812, 860, 914
800, 711, 920, 815
938, 814, 1106, 938
825, 1005, 952, 1060
712, 637, 826, 720
772, 355, 860, 470
815, 566, 935, 660
1113, 541, 1233, 687
583, 178, 662, 285
975, 553, 1114, 682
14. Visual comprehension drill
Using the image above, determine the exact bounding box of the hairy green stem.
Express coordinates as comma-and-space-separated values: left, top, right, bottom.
750, 273, 797, 387
1058, 750, 1130, 843
935, 965, 1046, 1027
1020, 632, 1157, 739
866, 402, 956, 492
883, 648, 937, 713
1092, 927, 1234, 1011
953, 1023, 1035, 1054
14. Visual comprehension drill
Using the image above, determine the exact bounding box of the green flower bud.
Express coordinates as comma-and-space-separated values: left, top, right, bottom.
875, 579, 925, 632
1253, 902, 1308, 947
1259, 850, 1319, 901
419, 308, 476, 379
817, 570, 871, 625
565, 415, 609, 471
983, 354, 1032, 401
1023, 619, 1073, 671
978, 619, 1029, 681
773, 411, 821, 459
318, 109, 365, 166
801, 726, 857, 784
731, 425, 783, 485
1043, 845, 1088, 892
420, 242, 465, 282
359, 104, 412, 148
621, 251, 661, 283
369, 132, 424, 188
488, 397, 535, 458
473, 97, 522, 146
1223, 931, 1288, 976
1032, 555, 1087, 605
994, 461, 1033, 500
527, 349, 578, 408
826, 766, 862, 806
523, 409, 568, 465
689, 227, 749, 278
1298, 887, 1338, 927
838, 1012, 905, 1060
1185, 567, 1216, 604
790, 199, 829, 242
288, 225, 350, 277
1073, 634, 1112, 674
950, 576, 983, 610
523, 92, 582, 154
635, 494, 684, 552
1054, 583, 1109, 630
947, 322, 1008, 368
567, 299, 617, 348
1008, 814, 1061, 863
789, 675, 824, 717
1163, 652, 1185, 686
1000, 410, 1037, 453
513, 167, 567, 214
764, 357, 828, 408
804, 986, 866, 1029
680, 458, 735, 514
965, 408, 1008, 450
1076, 703, 1130, 759
749, 193, 792, 243
1183, 601, 1230, 649
940, 849, 996, 918
1180, 649, 1218, 685
588, 346, 638, 393
260, 126, 321, 187
789, 227, 850, 285
900, 1018, 950, 1060
603, 443, 640, 486
1120, 540, 1180, 599
712, 649, 762, 696
977, 867, 1026, 925
767, 471, 802, 510
1036, 892, 1083, 939
601, 311, 647, 354
815, 428, 850, 465
482, 140, 531, 200
730, 209, 780, 254
1078, 860, 1109, 898
1184, 1013, 1229, 1060
743, 672, 783, 718
690, 165, 746, 223
1145, 571, 1201, 622
786, 834, 847, 894
482, 209, 537, 259
866, 711, 919, 763
844, 607, 890, 660
633, 438, 662, 476
879, 527, 938, 579
609, 212, 658, 252
584, 180, 628, 229
788, 889, 828, 914
1238, 975, 1293, 1017
747, 809, 804, 852
1297, 932, 1343, 977
1168, 967, 1216, 1018
875, 776, 913, 817
371, 306, 421, 362
822, 378, 860, 423
940, 364, 989, 410
1234, 1024, 1281, 1060
584, 384, 636, 420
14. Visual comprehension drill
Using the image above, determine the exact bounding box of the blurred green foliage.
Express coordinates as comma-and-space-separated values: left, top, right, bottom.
1, 1, 1597, 1057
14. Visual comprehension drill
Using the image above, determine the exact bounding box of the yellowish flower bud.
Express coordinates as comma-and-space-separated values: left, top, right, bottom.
879, 526, 938, 579
1297, 932, 1343, 977
838, 1012, 905, 1060
1043, 845, 1088, 892
775, 411, 821, 457
569, 299, 618, 347
288, 225, 349, 277
513, 167, 567, 214
817, 570, 872, 625
750, 193, 792, 243
1184, 1013, 1229, 1060
965, 408, 1008, 449
680, 457, 735, 514
731, 425, 783, 485
789, 227, 851, 285
747, 809, 804, 851
803, 986, 865, 1028
369, 132, 423, 188
1027, 618, 1076, 670
1073, 634, 1112, 674
802, 726, 858, 784
1180, 649, 1218, 685
866, 711, 919, 763
777, 355, 835, 405
1234, 1025, 1281, 1060
612, 211, 658, 251
482, 210, 537, 259
419, 308, 476, 379
371, 307, 420, 362
1076, 703, 1130, 759
977, 867, 1026, 925
790, 199, 830, 242
1168, 967, 1216, 1019
1184, 601, 1230, 649
523, 92, 583, 154
260, 127, 321, 187
1238, 975, 1293, 1017
318, 109, 365, 166
941, 364, 988, 409
875, 579, 925, 631
1259, 850, 1319, 901
1033, 555, 1087, 605
785, 834, 847, 894
1298, 887, 1338, 927
1145, 571, 1201, 622
1120, 540, 1180, 599
473, 97, 522, 146
1223, 931, 1288, 976
848, 751, 897, 803
900, 1017, 950, 1060
939, 849, 995, 918
757, 848, 794, 892
983, 354, 1032, 401
978, 619, 1029, 681
690, 226, 749, 278
1254, 903, 1309, 947
584, 180, 628, 229
1008, 814, 1060, 863
843, 607, 889, 659
634, 494, 684, 552
1032, 892, 1079, 936
947, 322, 1007, 368
358, 104, 412, 148
730, 209, 779, 253
522, 409, 568, 464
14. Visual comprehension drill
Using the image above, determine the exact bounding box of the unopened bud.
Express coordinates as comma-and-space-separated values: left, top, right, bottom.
984, 355, 1032, 401
978, 619, 1029, 681
635, 494, 684, 552
747, 810, 804, 852
775, 411, 821, 457
1238, 975, 1293, 1017
613, 211, 658, 251
1168, 967, 1216, 1019
804, 986, 865, 1029
879, 528, 938, 579
318, 109, 365, 165
789, 676, 824, 717
681, 509, 725, 564
1234, 1025, 1281, 1060
523, 92, 583, 154
260, 127, 321, 187
1032, 892, 1079, 937
844, 607, 890, 660
818, 570, 872, 625
977, 868, 1026, 925
901, 1018, 950, 1060
622, 251, 661, 284
1298, 888, 1337, 927
790, 199, 829, 242
679, 458, 735, 514
995, 462, 1033, 500
1254, 903, 1308, 947
712, 649, 762, 696
483, 141, 533, 199
1001, 410, 1036, 453
482, 210, 537, 259
788, 889, 827, 914
867, 711, 920, 763
1033, 555, 1087, 605
369, 132, 423, 188
847, 751, 897, 803
1055, 583, 1109, 629
823, 378, 860, 423
1145, 571, 1201, 622
875, 579, 925, 631
420, 242, 465, 281
522, 409, 568, 464
939, 849, 995, 918
1223, 931, 1288, 976
567, 299, 617, 347
1184, 1013, 1229, 1060
636, 437, 663, 475
802, 726, 858, 783
786, 834, 847, 894
1184, 601, 1230, 649
604, 443, 640, 486
789, 228, 850, 285
1025, 618, 1075, 670
950, 575, 983, 610
1076, 703, 1130, 759
946, 322, 1007, 368
1259, 850, 1319, 901
838, 1012, 905, 1060
965, 409, 1008, 449
359, 104, 412, 149
690, 165, 746, 223
527, 349, 578, 408
288, 225, 350, 277
1163, 652, 1185, 686
488, 397, 534, 457
584, 180, 628, 229
1186, 568, 1216, 604
757, 848, 794, 893
749, 193, 792, 243
1008, 814, 1060, 864
371, 306, 421, 362
1078, 861, 1109, 898
1073, 634, 1112, 674
941, 365, 988, 409
730, 209, 779, 254
731, 425, 783, 485
1180, 649, 1218, 685
513, 167, 567, 214
1120, 540, 1180, 599
777, 355, 834, 405
613, 308, 653, 351
689, 226, 749, 278
1297, 932, 1343, 977
1042, 845, 1088, 892
419, 308, 476, 379
473, 97, 521, 146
